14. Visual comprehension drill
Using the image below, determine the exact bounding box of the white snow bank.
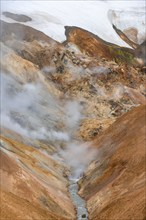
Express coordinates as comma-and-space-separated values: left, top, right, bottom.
108, 9, 145, 44
1, 1, 145, 47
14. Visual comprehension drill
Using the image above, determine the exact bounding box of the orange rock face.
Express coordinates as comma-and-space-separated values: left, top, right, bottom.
79, 105, 146, 220
64, 26, 136, 64
65, 26, 113, 59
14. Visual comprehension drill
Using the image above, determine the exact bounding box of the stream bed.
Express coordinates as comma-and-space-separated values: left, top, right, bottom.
69, 179, 88, 220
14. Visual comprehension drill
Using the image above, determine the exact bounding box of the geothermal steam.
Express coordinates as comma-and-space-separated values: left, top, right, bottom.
1, 72, 98, 179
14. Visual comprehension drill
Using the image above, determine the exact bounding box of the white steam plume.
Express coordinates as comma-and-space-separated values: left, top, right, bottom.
0, 73, 69, 142
60, 142, 98, 180
1, 72, 98, 180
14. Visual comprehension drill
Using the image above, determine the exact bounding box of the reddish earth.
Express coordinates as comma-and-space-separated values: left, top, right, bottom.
0, 19, 146, 220
79, 105, 146, 220
0, 134, 76, 220
64, 26, 137, 64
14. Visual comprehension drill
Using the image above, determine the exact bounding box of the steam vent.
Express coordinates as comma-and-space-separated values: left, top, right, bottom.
0, 1, 146, 220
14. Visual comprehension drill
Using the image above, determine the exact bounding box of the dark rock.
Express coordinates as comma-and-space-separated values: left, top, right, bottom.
3, 12, 32, 22
57, 65, 64, 73
0, 20, 57, 44
82, 214, 86, 218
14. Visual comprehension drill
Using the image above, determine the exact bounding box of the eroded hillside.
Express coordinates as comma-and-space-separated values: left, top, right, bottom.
0, 14, 146, 220
79, 105, 146, 220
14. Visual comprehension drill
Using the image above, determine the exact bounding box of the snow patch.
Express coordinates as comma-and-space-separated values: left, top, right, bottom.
1, 0, 139, 47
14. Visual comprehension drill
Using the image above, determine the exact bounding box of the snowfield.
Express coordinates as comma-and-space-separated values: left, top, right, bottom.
1, 0, 145, 47
108, 8, 145, 44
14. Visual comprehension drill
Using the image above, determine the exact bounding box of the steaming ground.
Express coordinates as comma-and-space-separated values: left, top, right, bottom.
1, 72, 98, 180
1, 73, 66, 141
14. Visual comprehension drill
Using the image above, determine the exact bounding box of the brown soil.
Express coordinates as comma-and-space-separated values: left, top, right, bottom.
79, 105, 146, 220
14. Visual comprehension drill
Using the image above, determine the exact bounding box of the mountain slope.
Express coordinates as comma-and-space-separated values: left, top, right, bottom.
79, 105, 146, 220
0, 2, 146, 219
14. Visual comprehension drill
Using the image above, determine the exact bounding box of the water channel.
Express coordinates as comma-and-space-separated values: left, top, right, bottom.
69, 177, 88, 220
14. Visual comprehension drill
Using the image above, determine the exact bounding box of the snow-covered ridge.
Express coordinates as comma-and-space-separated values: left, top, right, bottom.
1, 1, 145, 47
108, 9, 146, 44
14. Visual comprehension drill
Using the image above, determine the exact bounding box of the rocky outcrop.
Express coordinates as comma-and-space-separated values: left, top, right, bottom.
64, 26, 146, 67
112, 24, 138, 49
112, 25, 146, 66
79, 105, 146, 220
64, 26, 136, 65
51, 57, 145, 140
0, 20, 63, 69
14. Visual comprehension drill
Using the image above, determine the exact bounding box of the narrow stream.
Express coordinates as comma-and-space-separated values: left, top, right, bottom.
69, 178, 88, 220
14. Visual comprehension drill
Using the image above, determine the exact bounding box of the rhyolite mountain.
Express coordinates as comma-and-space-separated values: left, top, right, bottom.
0, 1, 146, 220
